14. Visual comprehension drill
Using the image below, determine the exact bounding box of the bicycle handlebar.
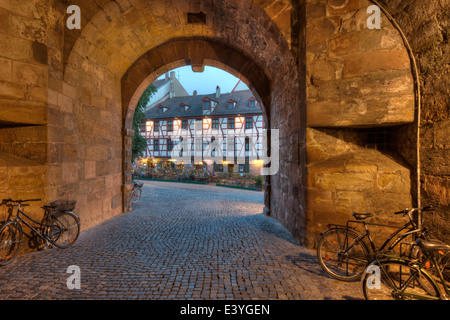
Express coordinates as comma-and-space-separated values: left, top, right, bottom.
394, 206, 432, 215
1, 198, 41, 205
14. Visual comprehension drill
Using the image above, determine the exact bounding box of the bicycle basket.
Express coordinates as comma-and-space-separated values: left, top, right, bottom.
49, 200, 76, 211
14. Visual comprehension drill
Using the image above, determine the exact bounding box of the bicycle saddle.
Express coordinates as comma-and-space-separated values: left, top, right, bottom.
416, 238, 450, 252
352, 212, 373, 220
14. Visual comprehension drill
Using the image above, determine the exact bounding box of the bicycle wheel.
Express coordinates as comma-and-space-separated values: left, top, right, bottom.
0, 221, 22, 266
317, 228, 371, 281
131, 187, 142, 204
46, 212, 80, 249
361, 259, 440, 300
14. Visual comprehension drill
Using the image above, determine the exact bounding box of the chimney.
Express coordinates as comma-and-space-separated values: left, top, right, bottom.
165, 73, 169, 81
169, 71, 175, 98
216, 85, 220, 99
193, 90, 197, 96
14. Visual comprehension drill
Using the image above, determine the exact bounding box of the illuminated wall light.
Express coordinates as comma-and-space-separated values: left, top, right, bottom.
252, 160, 264, 166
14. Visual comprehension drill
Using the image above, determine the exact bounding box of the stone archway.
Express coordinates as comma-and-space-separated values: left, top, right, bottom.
57, 0, 304, 240
120, 38, 275, 211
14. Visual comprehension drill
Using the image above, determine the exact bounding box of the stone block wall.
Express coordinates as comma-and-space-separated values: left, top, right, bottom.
306, 0, 415, 127
303, 0, 417, 246
0, 0, 51, 245
306, 129, 412, 238
374, 0, 450, 241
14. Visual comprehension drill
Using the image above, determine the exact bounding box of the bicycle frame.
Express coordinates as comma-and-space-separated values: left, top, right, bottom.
326, 219, 421, 258
376, 253, 450, 300
11, 205, 53, 243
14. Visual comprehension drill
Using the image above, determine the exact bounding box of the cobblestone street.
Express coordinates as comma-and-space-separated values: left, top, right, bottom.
0, 181, 362, 300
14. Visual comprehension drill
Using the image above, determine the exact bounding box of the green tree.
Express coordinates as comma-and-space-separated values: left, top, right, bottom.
132, 84, 157, 162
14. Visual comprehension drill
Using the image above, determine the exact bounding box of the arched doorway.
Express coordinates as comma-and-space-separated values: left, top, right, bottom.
59, 0, 305, 241
121, 38, 274, 208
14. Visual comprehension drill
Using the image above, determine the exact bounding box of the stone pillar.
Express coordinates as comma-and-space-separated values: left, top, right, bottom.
122, 128, 134, 212
264, 175, 271, 216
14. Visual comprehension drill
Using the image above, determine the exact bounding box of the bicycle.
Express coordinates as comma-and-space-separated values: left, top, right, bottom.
316, 206, 432, 282
130, 180, 143, 204
361, 238, 450, 300
0, 198, 80, 266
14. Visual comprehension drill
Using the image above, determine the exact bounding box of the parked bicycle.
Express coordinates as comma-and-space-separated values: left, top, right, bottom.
130, 180, 143, 204
361, 238, 450, 300
316, 206, 432, 281
0, 198, 80, 266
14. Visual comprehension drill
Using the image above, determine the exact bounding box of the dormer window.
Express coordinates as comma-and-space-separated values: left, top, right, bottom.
180, 103, 190, 112
158, 105, 169, 113
249, 98, 256, 109
202, 97, 212, 115
227, 99, 236, 110
203, 100, 211, 111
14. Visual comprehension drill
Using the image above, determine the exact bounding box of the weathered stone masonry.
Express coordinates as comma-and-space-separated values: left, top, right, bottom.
0, 0, 448, 254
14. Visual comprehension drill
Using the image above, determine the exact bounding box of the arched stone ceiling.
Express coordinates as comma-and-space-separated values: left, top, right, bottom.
63, 0, 294, 82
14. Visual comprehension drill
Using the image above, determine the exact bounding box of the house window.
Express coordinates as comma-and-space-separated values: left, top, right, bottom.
180, 104, 189, 112
203, 100, 211, 111
245, 137, 250, 151
168, 120, 173, 132
249, 99, 256, 109
181, 120, 188, 130
211, 137, 216, 157
196, 138, 203, 151
228, 101, 235, 110
179, 137, 187, 157
154, 121, 160, 132
245, 117, 252, 129
168, 139, 173, 151
239, 162, 250, 173
154, 139, 160, 151
212, 119, 219, 129
214, 162, 223, 172
195, 119, 202, 130
228, 118, 235, 129
227, 137, 235, 151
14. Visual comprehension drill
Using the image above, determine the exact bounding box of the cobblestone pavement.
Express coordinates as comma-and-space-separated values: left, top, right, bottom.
0, 181, 362, 300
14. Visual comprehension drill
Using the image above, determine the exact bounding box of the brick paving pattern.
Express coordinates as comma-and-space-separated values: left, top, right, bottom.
0, 181, 362, 300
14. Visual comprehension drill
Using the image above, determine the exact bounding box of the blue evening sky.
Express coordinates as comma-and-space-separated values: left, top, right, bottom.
158, 65, 249, 95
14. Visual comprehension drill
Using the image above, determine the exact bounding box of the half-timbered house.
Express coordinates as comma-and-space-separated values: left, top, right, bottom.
140, 87, 265, 174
